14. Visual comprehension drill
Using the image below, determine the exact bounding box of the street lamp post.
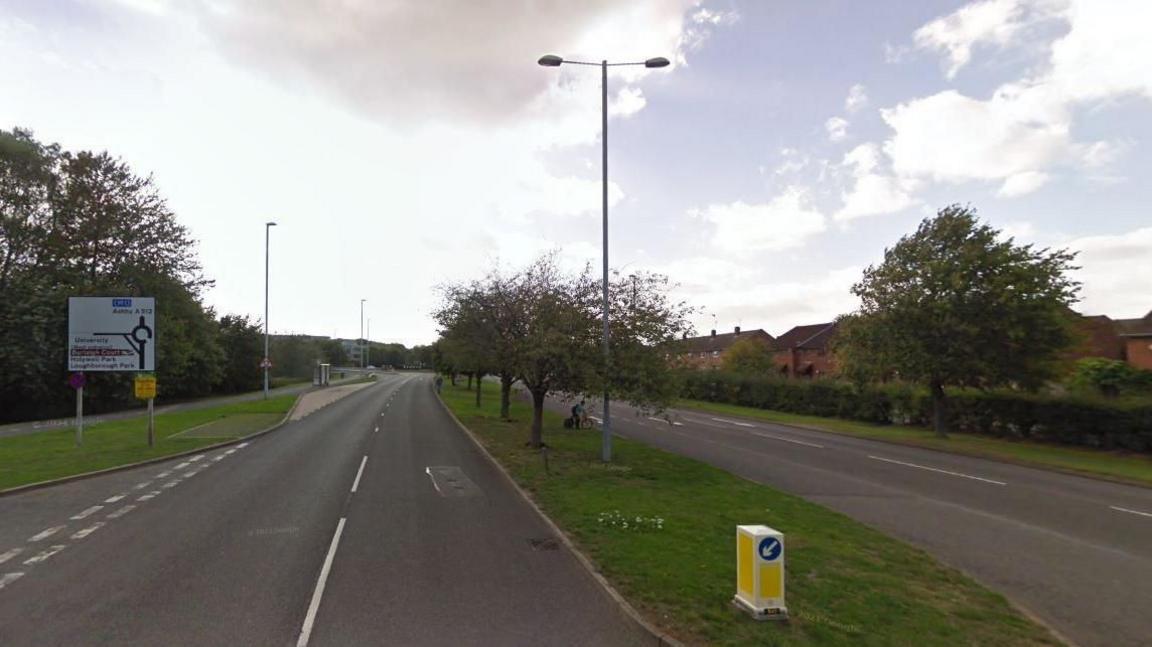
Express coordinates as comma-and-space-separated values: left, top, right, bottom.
537, 53, 669, 462
360, 299, 366, 370
264, 221, 277, 399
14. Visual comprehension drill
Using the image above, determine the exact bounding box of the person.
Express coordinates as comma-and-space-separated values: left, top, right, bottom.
576, 399, 588, 428
434, 375, 443, 393
571, 400, 585, 429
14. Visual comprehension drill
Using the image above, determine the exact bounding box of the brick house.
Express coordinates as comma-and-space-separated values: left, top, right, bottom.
675, 327, 775, 370
771, 322, 839, 377
1115, 311, 1152, 370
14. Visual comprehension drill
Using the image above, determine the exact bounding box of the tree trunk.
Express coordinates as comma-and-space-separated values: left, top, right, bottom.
499, 374, 513, 420
530, 388, 545, 447
450, 372, 457, 386
466, 372, 473, 390
930, 379, 950, 438
475, 372, 483, 407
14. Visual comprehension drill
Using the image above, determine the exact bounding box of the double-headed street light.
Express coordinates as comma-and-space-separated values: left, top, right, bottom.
537, 53, 670, 462
264, 221, 277, 399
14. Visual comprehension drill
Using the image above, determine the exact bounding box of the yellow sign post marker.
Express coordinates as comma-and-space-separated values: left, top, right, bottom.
734, 525, 787, 620
134, 375, 158, 447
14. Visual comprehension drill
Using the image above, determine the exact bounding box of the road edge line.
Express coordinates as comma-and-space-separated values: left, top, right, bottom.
432, 383, 682, 647
0, 391, 307, 498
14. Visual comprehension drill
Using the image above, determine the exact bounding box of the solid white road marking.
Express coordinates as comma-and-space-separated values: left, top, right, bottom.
28, 526, 66, 542
1111, 505, 1152, 518
868, 455, 1007, 485
71, 522, 105, 540
296, 517, 347, 647
71, 506, 104, 520
351, 456, 367, 493
23, 545, 66, 565
106, 505, 136, 519
0, 572, 24, 590
104, 494, 126, 503
0, 548, 24, 564
751, 431, 825, 449
710, 417, 757, 428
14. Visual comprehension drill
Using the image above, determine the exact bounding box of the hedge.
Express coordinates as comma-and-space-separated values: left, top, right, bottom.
681, 372, 1152, 453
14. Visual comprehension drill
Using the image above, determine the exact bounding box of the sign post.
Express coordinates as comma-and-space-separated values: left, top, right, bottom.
134, 375, 157, 447
69, 372, 86, 446
68, 297, 156, 447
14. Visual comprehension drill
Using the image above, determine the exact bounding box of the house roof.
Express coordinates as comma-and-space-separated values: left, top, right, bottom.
773, 322, 838, 351
1116, 310, 1152, 337
676, 329, 774, 354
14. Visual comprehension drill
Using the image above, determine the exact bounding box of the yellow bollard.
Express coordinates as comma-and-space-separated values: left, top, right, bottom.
734, 525, 787, 619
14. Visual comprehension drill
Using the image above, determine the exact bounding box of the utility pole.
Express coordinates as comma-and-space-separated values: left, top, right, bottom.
264, 221, 277, 398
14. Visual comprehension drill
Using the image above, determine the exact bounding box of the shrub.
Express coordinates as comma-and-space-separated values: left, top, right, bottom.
681, 371, 1152, 453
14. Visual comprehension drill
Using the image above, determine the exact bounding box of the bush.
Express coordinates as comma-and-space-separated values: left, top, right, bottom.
681, 371, 1152, 453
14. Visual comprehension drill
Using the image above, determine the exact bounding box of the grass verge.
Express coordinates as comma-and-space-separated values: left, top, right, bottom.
679, 398, 1152, 488
442, 383, 1057, 647
0, 395, 295, 491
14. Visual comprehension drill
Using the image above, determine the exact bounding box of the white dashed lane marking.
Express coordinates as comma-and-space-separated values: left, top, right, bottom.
710, 417, 757, 428
106, 505, 136, 519
0, 572, 24, 590
351, 456, 367, 493
104, 494, 126, 504
162, 480, 181, 489
133, 481, 153, 490
23, 545, 66, 565
156, 471, 172, 478
70, 506, 103, 520
137, 491, 161, 501
28, 526, 66, 542
174, 462, 191, 470
1111, 505, 1152, 518
71, 522, 105, 540
868, 455, 1007, 486
237, 442, 249, 449
0, 548, 24, 564
189, 454, 205, 462
751, 431, 825, 449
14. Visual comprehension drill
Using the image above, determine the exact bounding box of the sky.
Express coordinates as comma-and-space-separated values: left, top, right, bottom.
1, 0, 1149, 346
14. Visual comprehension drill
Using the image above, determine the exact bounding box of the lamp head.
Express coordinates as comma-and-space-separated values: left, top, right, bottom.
537, 54, 563, 67
644, 57, 670, 68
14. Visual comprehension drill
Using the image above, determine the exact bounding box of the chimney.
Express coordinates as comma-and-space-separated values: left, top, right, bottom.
710, 329, 716, 337
735, 326, 741, 335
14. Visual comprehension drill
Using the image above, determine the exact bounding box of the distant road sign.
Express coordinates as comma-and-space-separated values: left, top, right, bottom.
134, 375, 157, 400
68, 372, 86, 390
758, 537, 782, 561
68, 297, 155, 371
260, 358, 272, 369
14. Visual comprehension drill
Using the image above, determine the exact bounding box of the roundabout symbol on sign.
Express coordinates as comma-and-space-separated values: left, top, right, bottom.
758, 536, 781, 561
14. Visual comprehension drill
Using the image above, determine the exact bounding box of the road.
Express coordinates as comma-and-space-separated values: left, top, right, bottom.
0, 371, 378, 439
543, 396, 1152, 647
0, 373, 644, 646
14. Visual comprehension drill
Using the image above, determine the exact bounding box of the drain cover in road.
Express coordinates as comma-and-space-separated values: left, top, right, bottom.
424, 466, 481, 497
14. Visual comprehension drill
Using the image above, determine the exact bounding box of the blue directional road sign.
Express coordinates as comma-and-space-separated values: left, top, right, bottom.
758, 536, 782, 561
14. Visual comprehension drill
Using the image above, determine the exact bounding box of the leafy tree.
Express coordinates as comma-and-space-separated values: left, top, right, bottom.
836, 205, 1080, 437
721, 337, 776, 375
217, 315, 264, 393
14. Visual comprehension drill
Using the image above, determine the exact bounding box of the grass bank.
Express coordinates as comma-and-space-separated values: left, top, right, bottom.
679, 398, 1152, 488
441, 383, 1057, 646
0, 395, 296, 491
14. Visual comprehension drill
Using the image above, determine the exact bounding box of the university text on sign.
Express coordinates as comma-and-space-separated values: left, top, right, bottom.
68, 297, 155, 371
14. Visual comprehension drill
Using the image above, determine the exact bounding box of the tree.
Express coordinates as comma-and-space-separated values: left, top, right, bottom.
836, 205, 1080, 437
721, 337, 775, 375
217, 315, 264, 393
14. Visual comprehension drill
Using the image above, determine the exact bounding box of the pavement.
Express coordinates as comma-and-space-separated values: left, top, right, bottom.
541, 395, 1152, 647
0, 373, 645, 646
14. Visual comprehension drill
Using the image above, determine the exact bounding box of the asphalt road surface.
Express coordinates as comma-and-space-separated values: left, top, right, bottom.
545, 396, 1152, 647
0, 374, 644, 646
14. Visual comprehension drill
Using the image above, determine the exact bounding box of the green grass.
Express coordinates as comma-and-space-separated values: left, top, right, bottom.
679, 398, 1152, 487
0, 395, 295, 491
441, 383, 1058, 647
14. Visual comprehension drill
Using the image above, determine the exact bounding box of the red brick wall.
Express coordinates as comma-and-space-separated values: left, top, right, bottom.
1126, 338, 1152, 370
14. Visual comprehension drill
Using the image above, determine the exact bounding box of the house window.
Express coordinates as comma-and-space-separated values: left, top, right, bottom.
712, 351, 719, 357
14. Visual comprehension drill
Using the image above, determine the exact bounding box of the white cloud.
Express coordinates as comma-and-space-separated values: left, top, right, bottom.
1067, 227, 1152, 318
825, 116, 848, 142
834, 143, 917, 222
691, 7, 739, 25
997, 221, 1037, 241
695, 188, 827, 253
997, 170, 1050, 197
912, 0, 1039, 78
845, 84, 868, 112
